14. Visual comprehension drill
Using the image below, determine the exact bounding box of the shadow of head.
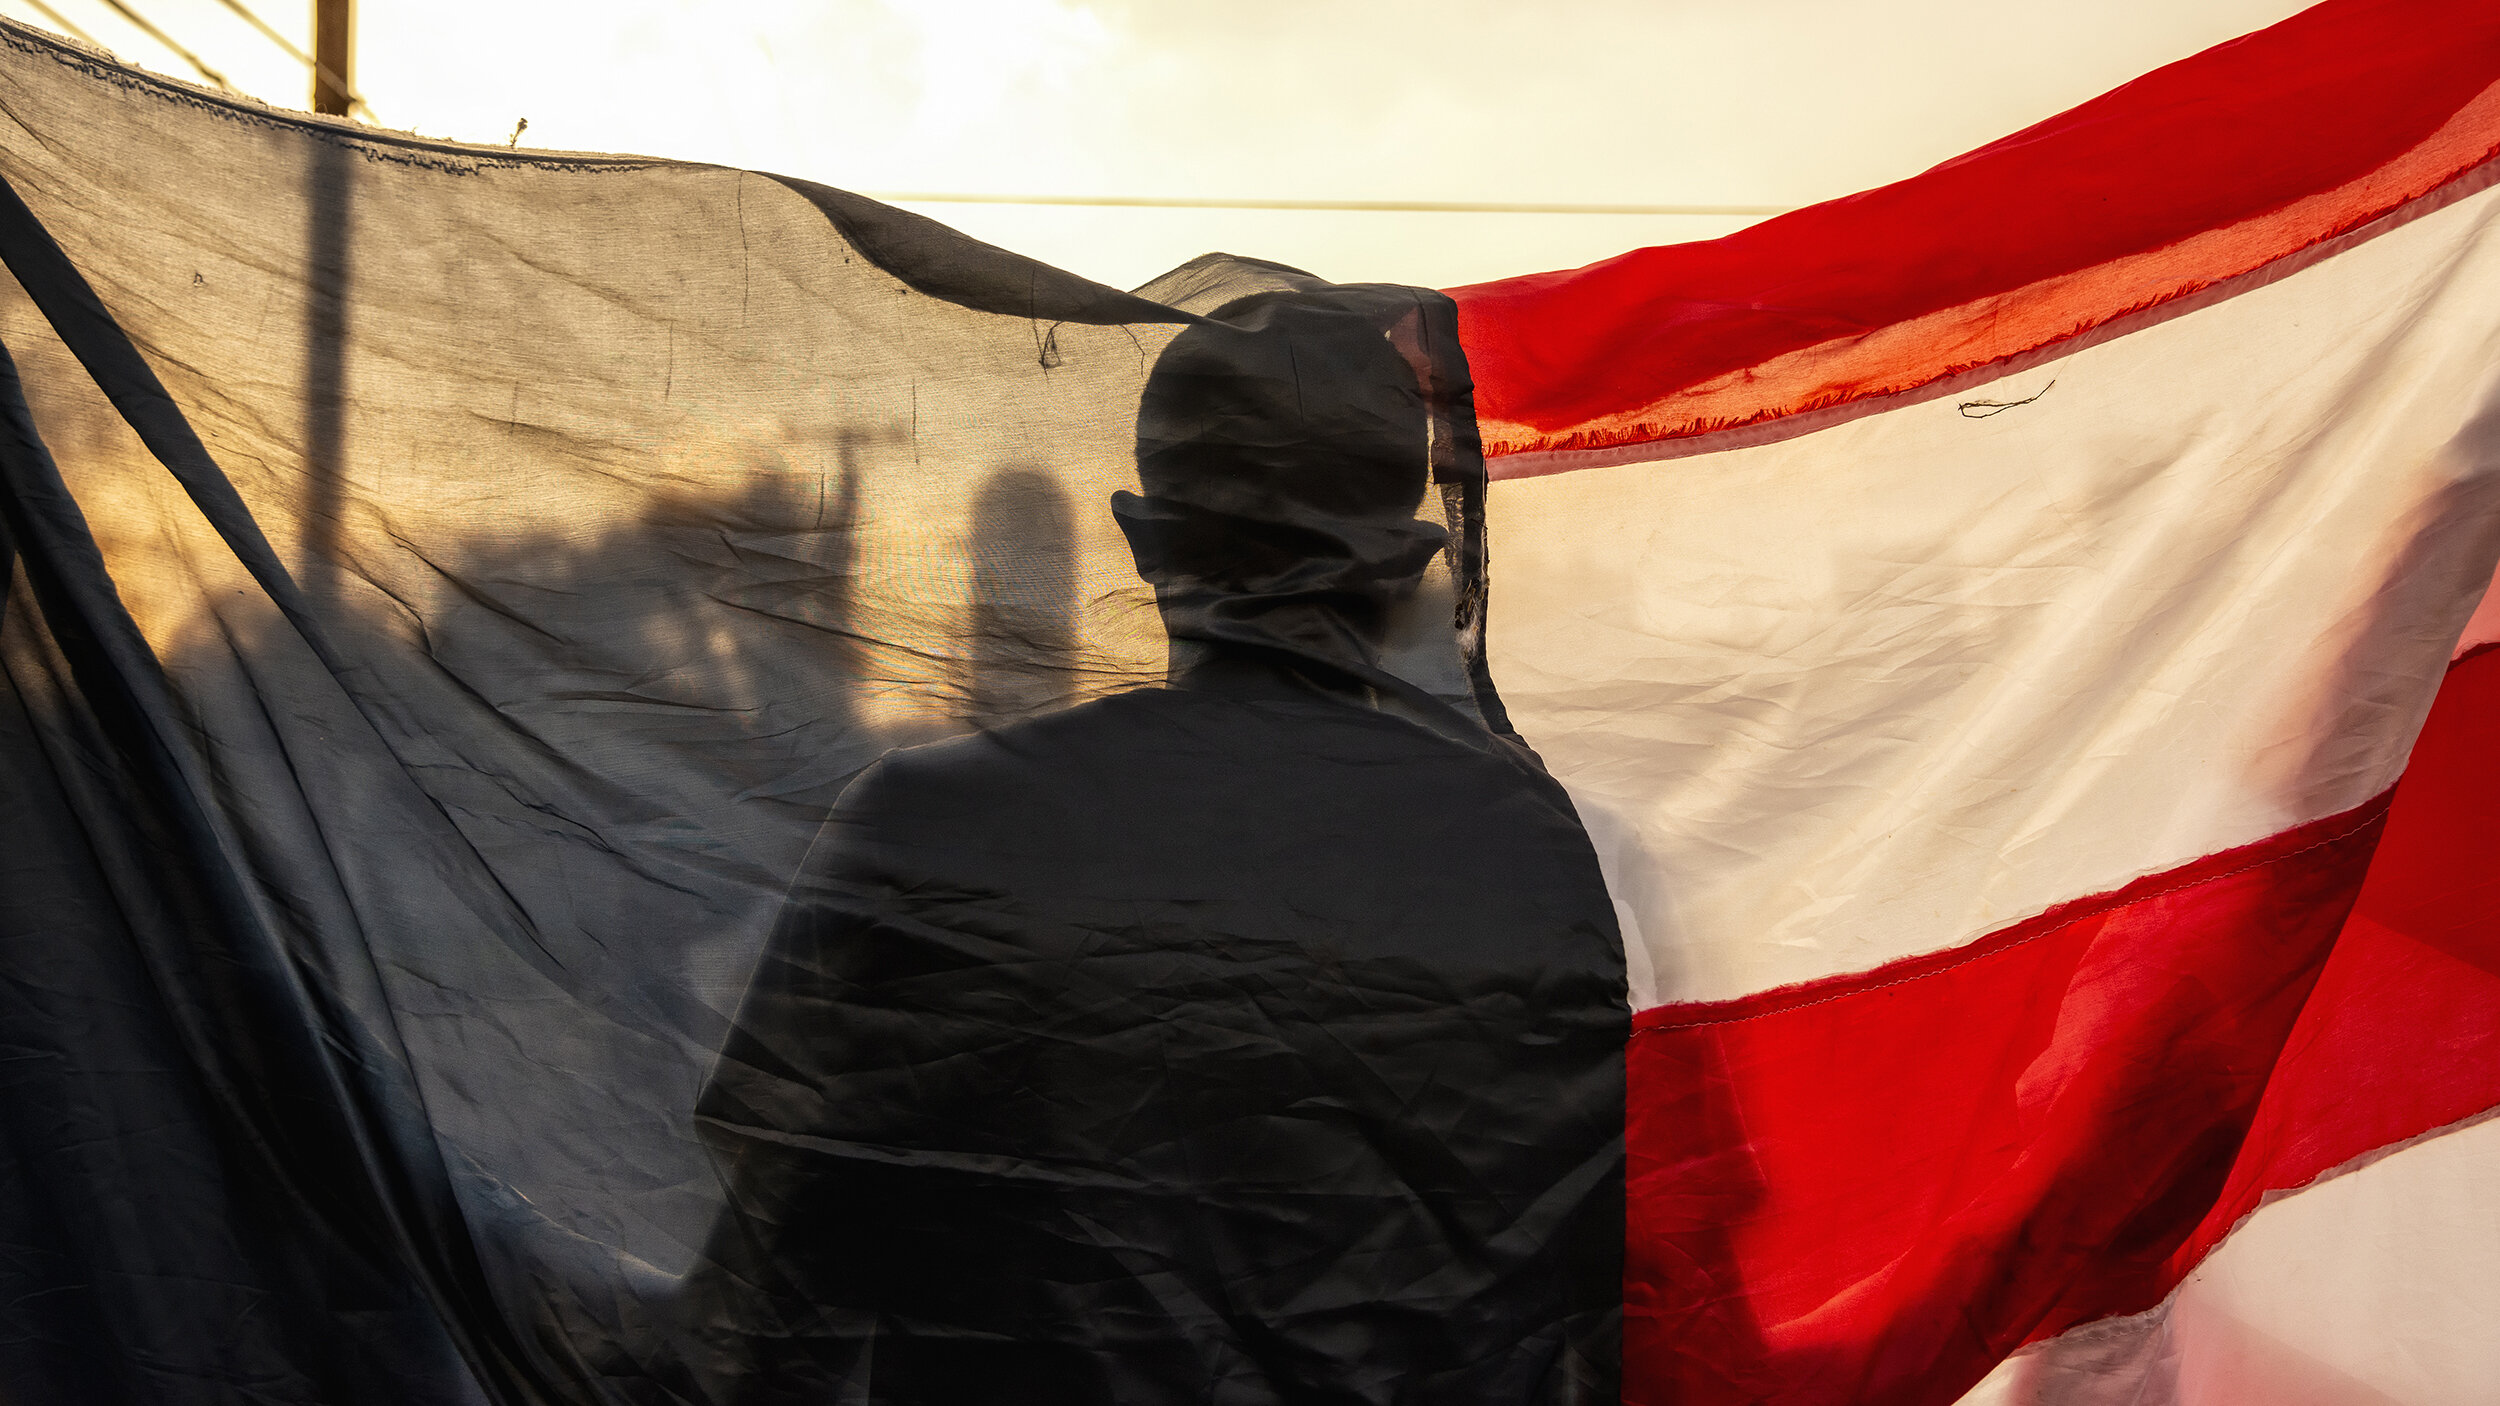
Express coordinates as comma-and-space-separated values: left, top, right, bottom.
1112, 291, 1449, 652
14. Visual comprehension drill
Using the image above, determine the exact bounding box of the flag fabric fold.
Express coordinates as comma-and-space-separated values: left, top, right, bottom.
0, 2, 2495, 1404
1455, 0, 2500, 1400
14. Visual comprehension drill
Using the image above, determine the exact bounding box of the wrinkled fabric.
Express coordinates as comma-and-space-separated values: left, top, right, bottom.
0, 20, 1623, 1406
689, 667, 1623, 1405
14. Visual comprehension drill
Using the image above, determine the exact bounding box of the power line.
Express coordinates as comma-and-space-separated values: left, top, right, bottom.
865, 192, 1794, 217
208, 0, 374, 120
19, 0, 376, 120
19, 0, 101, 50
91, 0, 231, 92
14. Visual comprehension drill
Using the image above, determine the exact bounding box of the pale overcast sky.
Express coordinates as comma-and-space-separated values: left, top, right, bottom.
3, 0, 2312, 288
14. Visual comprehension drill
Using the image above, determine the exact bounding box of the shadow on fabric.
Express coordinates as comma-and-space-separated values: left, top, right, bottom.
679, 290, 1629, 1406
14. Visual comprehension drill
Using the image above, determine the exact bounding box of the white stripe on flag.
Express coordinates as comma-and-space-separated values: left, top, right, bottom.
1492, 178, 2500, 1006
1957, 1114, 2500, 1406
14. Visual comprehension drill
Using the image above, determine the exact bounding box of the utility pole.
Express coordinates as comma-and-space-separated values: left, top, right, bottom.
312, 0, 351, 116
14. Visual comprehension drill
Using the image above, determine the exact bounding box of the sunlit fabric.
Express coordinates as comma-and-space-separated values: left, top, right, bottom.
9, 3, 2500, 1405
1451, 1, 2500, 1402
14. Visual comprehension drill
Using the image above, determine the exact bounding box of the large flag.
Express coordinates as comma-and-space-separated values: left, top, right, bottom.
0, 2, 2493, 1404
1452, 2, 2500, 1399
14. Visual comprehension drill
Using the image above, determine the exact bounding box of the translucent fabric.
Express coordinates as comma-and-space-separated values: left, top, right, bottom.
0, 21, 1622, 1406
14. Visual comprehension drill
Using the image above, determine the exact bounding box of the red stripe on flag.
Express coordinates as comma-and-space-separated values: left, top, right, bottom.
2174, 641, 2500, 1275
2461, 564, 2500, 656
1623, 645, 2500, 1406
1625, 797, 2389, 1405
1453, 0, 2500, 470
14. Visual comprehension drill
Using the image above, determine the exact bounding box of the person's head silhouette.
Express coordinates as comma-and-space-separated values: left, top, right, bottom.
1113, 291, 1449, 680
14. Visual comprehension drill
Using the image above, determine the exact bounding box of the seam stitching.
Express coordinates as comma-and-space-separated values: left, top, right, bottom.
1635, 803, 2389, 1036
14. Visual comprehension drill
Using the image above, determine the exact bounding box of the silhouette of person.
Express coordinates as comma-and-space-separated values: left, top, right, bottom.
682, 291, 1626, 1405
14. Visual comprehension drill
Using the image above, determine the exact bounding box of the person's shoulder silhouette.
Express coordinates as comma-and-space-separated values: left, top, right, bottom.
687, 290, 1626, 1406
